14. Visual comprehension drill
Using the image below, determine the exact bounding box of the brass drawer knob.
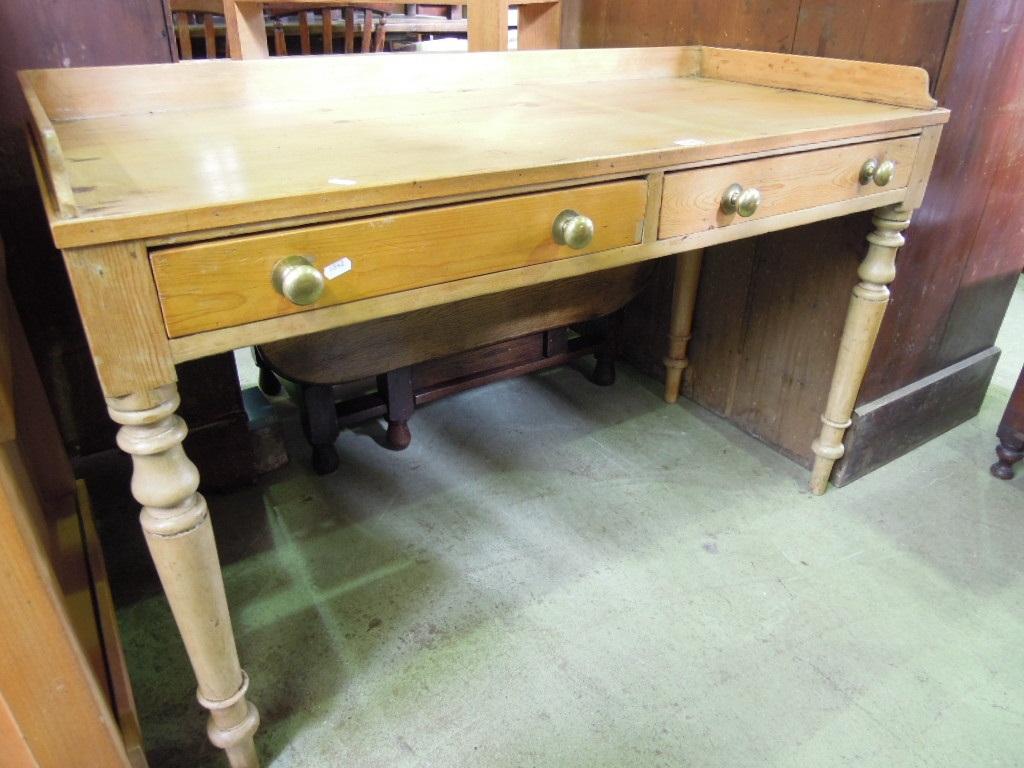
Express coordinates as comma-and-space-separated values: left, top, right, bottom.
552, 209, 595, 249
721, 183, 761, 217
272, 255, 325, 305
860, 159, 896, 187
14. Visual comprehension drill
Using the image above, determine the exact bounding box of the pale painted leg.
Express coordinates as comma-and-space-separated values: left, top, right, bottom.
107, 384, 260, 767
663, 249, 704, 403
809, 206, 911, 495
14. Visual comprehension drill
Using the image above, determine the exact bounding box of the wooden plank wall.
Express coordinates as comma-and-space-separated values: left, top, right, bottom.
566, 0, 1024, 471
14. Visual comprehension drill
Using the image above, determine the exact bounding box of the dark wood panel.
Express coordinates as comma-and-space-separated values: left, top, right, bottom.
577, 0, 801, 51
862, 0, 1024, 400
791, 0, 957, 81
932, 0, 1024, 365
834, 347, 1000, 486
261, 264, 651, 384
0, 0, 174, 186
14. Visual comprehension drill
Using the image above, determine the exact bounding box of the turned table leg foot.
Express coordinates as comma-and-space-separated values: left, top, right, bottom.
809, 206, 910, 495
107, 384, 260, 767
991, 438, 1024, 479
299, 383, 340, 475
663, 249, 703, 404
381, 368, 414, 450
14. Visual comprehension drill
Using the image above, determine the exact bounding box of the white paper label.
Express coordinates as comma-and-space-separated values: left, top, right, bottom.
324, 257, 353, 280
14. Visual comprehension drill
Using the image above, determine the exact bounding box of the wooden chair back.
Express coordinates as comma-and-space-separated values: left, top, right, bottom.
172, 0, 390, 59
266, 5, 389, 54
170, 0, 228, 59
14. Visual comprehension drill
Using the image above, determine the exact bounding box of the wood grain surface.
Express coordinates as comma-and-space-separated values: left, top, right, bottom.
20, 46, 943, 247
659, 137, 917, 239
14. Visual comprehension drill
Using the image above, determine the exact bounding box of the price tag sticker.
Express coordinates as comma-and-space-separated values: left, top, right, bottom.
324, 257, 353, 280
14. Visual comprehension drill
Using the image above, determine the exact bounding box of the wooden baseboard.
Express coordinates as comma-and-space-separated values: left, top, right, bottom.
832, 347, 1000, 486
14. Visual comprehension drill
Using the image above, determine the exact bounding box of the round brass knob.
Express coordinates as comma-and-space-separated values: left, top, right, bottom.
552, 209, 595, 249
272, 255, 325, 306
721, 183, 761, 217
860, 159, 896, 187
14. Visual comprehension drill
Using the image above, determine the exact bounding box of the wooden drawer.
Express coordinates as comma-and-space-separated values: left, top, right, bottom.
658, 137, 919, 239
152, 180, 648, 337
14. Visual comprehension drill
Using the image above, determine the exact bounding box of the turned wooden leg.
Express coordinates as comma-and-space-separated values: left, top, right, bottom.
379, 367, 414, 450
991, 436, 1024, 479
107, 384, 260, 767
663, 249, 704, 403
809, 206, 911, 495
298, 383, 340, 475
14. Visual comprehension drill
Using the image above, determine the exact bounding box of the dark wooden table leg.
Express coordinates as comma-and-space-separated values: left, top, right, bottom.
299, 383, 340, 475
380, 367, 413, 450
992, 364, 1024, 480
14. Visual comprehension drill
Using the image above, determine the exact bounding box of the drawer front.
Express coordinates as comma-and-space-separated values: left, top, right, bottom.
153, 180, 648, 337
658, 137, 919, 239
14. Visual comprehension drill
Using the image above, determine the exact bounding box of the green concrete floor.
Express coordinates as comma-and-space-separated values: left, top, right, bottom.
111, 278, 1024, 767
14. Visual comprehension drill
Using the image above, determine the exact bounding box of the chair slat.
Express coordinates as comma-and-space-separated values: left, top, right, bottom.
273, 19, 287, 54
344, 7, 355, 53
203, 13, 217, 56
373, 14, 386, 52
298, 10, 311, 53
324, 8, 334, 53
361, 10, 372, 52
175, 12, 194, 59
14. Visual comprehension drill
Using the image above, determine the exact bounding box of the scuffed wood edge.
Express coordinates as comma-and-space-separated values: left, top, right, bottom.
144, 127, 921, 248
699, 46, 941, 111
50, 119, 935, 249
902, 124, 943, 210
63, 241, 177, 398
18, 71, 77, 218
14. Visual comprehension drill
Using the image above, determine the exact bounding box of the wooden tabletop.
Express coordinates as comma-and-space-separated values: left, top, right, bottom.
20, 46, 948, 248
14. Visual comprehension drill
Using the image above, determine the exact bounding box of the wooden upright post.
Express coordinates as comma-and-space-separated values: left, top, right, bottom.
517, 2, 562, 49
223, 0, 270, 58
468, 0, 510, 51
